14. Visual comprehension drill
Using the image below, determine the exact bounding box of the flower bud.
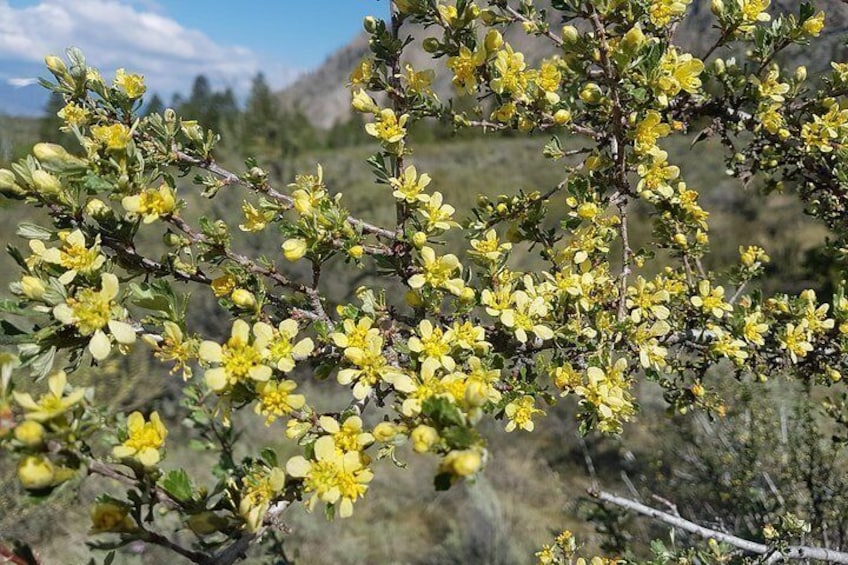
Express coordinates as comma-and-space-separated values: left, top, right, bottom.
14, 421, 45, 447
553, 109, 572, 125
282, 238, 308, 262
163, 108, 177, 123
33, 143, 87, 170
411, 425, 439, 453
480, 9, 498, 25
445, 449, 482, 476
373, 422, 400, 442
44, 55, 67, 77
363, 16, 378, 34
713, 58, 726, 75
348, 245, 364, 259
20, 276, 46, 300
411, 231, 427, 249
484, 29, 503, 51
18, 455, 55, 490
351, 89, 377, 113
230, 288, 256, 309
31, 170, 62, 194
579, 83, 603, 105
561, 25, 579, 45
621, 26, 645, 51
0, 168, 23, 196
711, 0, 724, 17
794, 66, 807, 83
423, 38, 441, 53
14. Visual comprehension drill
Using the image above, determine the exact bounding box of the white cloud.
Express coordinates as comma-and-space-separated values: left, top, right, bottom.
0, 0, 296, 97
7, 77, 38, 87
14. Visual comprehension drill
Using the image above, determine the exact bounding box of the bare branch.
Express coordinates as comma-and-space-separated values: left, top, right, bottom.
591, 490, 848, 564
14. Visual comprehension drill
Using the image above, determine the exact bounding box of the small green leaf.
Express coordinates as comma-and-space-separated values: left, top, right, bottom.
161, 469, 194, 502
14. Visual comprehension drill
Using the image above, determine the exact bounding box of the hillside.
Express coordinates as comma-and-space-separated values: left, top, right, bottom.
279, 0, 848, 128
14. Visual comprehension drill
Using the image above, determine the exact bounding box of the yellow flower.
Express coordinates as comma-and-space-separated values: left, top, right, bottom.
254, 380, 305, 424
239, 466, 286, 532
254, 319, 313, 372
408, 246, 465, 296
113, 68, 146, 99
91, 123, 132, 151
779, 321, 813, 363
500, 290, 554, 343
445, 321, 490, 352
290, 165, 326, 216
419, 191, 459, 232
337, 334, 413, 400
737, 0, 770, 31
53, 273, 137, 360
402, 63, 435, 95
649, 0, 692, 26
211, 274, 237, 297
390, 165, 431, 203
286, 435, 373, 518
143, 321, 198, 380
30, 229, 106, 284
407, 319, 456, 370
742, 310, 768, 346
113, 411, 167, 467
318, 415, 374, 453
690, 279, 732, 318
574, 359, 634, 433
199, 319, 273, 393
504, 395, 544, 432
348, 57, 374, 89
330, 316, 379, 352
58, 102, 89, 128
469, 229, 512, 263
633, 111, 671, 154
13, 370, 85, 422
446, 45, 486, 94
491, 45, 528, 99
121, 183, 176, 223
365, 108, 408, 146
90, 501, 138, 534
654, 48, 704, 106
802, 11, 825, 37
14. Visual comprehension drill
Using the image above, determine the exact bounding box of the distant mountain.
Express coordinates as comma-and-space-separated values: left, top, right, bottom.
278, 0, 848, 129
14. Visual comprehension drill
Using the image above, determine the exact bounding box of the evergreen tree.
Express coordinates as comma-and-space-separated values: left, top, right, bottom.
142, 93, 165, 116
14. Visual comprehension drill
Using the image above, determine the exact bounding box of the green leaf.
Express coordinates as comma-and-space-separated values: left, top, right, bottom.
16, 223, 53, 240
440, 426, 477, 449
422, 397, 465, 428
260, 448, 278, 468
0, 298, 27, 315
161, 469, 194, 502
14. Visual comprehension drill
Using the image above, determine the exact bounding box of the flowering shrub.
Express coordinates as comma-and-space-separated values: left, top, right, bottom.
1, 1, 847, 563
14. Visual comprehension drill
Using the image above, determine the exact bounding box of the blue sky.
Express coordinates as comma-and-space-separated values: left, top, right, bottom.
0, 0, 390, 115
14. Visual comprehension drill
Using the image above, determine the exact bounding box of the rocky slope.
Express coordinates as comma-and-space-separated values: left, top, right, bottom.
279, 0, 848, 128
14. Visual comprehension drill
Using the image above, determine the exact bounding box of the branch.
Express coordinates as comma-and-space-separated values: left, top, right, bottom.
591, 490, 848, 564
174, 151, 397, 241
